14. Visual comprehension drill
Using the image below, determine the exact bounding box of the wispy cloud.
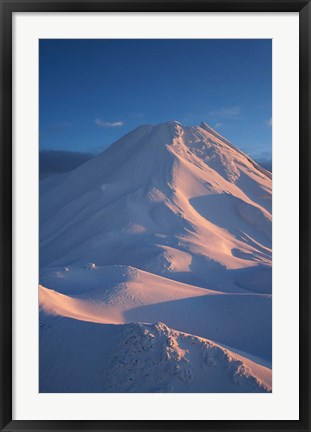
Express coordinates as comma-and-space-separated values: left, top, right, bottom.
208, 106, 240, 119
266, 117, 272, 127
95, 119, 124, 128
214, 122, 222, 129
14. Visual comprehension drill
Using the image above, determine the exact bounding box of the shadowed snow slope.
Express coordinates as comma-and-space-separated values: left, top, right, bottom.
40, 315, 271, 393
39, 121, 272, 393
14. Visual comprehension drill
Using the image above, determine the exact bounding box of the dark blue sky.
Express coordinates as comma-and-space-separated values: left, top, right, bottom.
40, 39, 272, 160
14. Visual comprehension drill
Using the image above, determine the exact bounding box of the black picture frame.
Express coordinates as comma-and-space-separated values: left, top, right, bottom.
0, 1, 310, 431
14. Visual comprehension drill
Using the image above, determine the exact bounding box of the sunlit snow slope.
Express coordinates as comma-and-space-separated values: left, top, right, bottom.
40, 121, 272, 392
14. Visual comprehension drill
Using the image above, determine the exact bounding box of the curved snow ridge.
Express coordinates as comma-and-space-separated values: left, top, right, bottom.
104, 321, 271, 393
39, 264, 221, 298
38, 264, 217, 325
38, 264, 221, 325
39, 284, 123, 324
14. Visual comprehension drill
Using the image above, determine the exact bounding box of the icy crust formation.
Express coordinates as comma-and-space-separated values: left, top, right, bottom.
40, 315, 271, 393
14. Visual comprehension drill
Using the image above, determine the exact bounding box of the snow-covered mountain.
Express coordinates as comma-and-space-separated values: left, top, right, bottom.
39, 121, 272, 393
40, 121, 271, 291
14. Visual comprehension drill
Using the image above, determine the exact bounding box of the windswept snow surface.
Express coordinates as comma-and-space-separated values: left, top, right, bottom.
39, 121, 272, 393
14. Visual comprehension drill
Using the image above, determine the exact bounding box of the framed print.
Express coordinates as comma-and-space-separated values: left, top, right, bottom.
0, 0, 310, 431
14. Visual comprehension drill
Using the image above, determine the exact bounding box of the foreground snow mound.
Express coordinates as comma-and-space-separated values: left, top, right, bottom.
105, 322, 270, 393
40, 314, 271, 393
